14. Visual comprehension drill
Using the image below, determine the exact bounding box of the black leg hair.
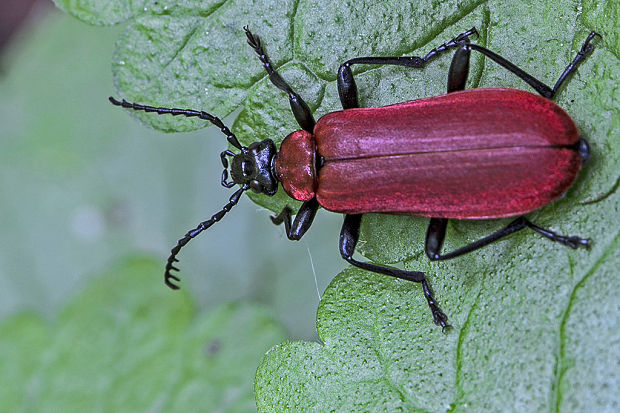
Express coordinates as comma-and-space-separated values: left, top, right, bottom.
244, 27, 316, 133
109, 97, 243, 150
340, 214, 449, 329
425, 216, 590, 262
270, 198, 320, 241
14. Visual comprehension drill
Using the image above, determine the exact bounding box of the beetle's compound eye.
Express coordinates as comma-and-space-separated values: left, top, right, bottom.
230, 154, 255, 185
242, 159, 255, 178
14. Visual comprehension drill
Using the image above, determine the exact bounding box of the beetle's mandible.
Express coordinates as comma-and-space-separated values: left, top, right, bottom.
110, 27, 599, 329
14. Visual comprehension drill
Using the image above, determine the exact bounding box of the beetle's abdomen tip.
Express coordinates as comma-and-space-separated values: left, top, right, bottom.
576, 137, 591, 163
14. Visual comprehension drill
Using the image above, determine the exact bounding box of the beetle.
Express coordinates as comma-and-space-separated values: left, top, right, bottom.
110, 27, 598, 329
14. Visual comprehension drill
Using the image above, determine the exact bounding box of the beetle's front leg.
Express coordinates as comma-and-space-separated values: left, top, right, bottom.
244, 27, 315, 133
337, 28, 478, 108
271, 198, 319, 241
340, 214, 449, 329
425, 216, 590, 261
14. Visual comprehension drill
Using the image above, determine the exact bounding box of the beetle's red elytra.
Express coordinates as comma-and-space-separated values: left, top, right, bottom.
110, 27, 598, 329
281, 88, 581, 218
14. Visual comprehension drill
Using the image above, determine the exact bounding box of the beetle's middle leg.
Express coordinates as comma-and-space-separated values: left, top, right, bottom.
244, 27, 315, 133
340, 214, 449, 329
337, 28, 479, 108
425, 217, 590, 262
271, 198, 320, 240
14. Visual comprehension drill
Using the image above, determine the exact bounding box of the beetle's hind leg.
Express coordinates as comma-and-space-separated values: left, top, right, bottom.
425, 217, 590, 262
244, 27, 315, 133
457, 31, 599, 99
337, 28, 479, 109
340, 214, 449, 329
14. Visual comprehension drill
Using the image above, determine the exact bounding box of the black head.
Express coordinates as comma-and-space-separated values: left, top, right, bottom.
108, 96, 280, 290
228, 140, 278, 195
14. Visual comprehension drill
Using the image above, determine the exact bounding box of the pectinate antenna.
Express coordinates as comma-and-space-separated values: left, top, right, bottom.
164, 184, 249, 289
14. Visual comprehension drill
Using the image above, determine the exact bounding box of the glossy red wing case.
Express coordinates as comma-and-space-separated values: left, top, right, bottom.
313, 88, 582, 219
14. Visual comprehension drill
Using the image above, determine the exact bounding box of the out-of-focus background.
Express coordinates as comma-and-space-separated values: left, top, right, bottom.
0, 0, 344, 409
1, 0, 345, 334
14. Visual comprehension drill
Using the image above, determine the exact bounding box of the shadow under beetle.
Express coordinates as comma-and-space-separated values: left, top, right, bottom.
110, 27, 599, 329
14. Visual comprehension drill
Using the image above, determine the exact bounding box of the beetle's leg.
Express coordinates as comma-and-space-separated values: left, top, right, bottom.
337, 28, 479, 108
340, 214, 449, 329
447, 47, 470, 93
425, 218, 449, 259
244, 27, 315, 133
460, 31, 599, 99
551, 32, 600, 95
425, 216, 590, 261
271, 198, 320, 241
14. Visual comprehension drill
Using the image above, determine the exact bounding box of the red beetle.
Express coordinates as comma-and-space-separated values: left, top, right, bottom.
110, 27, 598, 328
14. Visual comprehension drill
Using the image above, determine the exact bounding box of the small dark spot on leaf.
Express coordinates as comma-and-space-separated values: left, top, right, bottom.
205, 339, 221, 355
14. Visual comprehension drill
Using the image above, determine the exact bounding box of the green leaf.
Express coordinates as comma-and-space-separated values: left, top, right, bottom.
53, 0, 619, 411
0, 258, 287, 412
257, 220, 619, 412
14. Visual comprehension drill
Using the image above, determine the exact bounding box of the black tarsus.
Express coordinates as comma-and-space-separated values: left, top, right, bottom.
551, 31, 600, 95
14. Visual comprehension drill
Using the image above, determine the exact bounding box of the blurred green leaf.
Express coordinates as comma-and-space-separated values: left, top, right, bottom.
51, 0, 619, 411
0, 258, 287, 412
53, 0, 140, 25
0, 7, 341, 340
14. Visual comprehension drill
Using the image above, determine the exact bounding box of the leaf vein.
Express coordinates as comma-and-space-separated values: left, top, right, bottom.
580, 174, 620, 205
451, 284, 484, 412
552, 228, 620, 413
370, 315, 415, 409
